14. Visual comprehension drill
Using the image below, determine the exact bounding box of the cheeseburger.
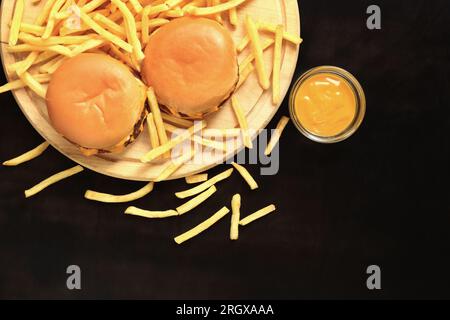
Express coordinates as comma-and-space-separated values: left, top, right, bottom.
46, 53, 147, 155
142, 17, 239, 119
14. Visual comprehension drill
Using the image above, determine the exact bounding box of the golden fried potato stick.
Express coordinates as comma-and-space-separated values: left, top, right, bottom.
3, 142, 50, 166
239, 38, 273, 71
175, 168, 233, 199
125, 207, 179, 219
147, 113, 161, 150
244, 15, 269, 90
147, 87, 169, 155
35, 0, 57, 26
231, 162, 258, 190
19, 22, 45, 36
176, 185, 217, 215
0, 74, 51, 94
185, 174, 208, 184
7, 44, 74, 57
264, 116, 290, 156
19, 72, 47, 98
272, 24, 284, 105
9, 0, 24, 46
79, 10, 133, 53
229, 7, 238, 26
141, 121, 206, 163
231, 96, 252, 149
93, 13, 126, 36
174, 207, 230, 244
25, 165, 84, 198
239, 204, 276, 226
155, 151, 195, 182
111, 0, 145, 62
258, 22, 303, 45
185, 0, 247, 15
42, 0, 66, 39
230, 194, 241, 240
85, 182, 155, 203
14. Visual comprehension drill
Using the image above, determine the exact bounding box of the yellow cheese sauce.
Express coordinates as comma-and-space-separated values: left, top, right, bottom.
294, 73, 357, 137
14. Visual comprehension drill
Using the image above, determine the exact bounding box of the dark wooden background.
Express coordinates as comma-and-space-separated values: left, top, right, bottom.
0, 0, 449, 299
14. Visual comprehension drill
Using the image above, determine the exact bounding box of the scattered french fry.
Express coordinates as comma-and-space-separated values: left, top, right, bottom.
175, 168, 233, 199
125, 207, 179, 219
258, 22, 303, 45
3, 142, 50, 166
25, 165, 84, 198
186, 174, 208, 184
239, 204, 276, 226
265, 116, 290, 156
176, 185, 217, 215
231, 96, 252, 149
0, 74, 51, 94
229, 7, 238, 26
174, 207, 230, 244
244, 15, 270, 90
141, 121, 206, 163
272, 24, 283, 105
147, 113, 160, 150
20, 72, 47, 98
230, 194, 241, 240
239, 39, 274, 75
9, 0, 25, 46
84, 182, 154, 203
231, 162, 258, 190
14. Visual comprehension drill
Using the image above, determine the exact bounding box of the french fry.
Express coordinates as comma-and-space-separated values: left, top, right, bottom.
175, 168, 233, 199
147, 113, 160, 149
264, 116, 290, 156
19, 32, 98, 46
40, 55, 66, 74
258, 22, 303, 45
239, 39, 274, 71
129, 0, 144, 14
0, 74, 51, 94
15, 51, 39, 76
272, 24, 283, 105
84, 182, 154, 203
192, 135, 227, 152
229, 7, 238, 26
125, 207, 179, 219
9, 0, 25, 46
71, 38, 105, 55
176, 185, 217, 215
42, 0, 66, 39
231, 162, 258, 190
93, 13, 126, 36
185, 0, 246, 15
7, 44, 74, 56
231, 96, 252, 149
174, 207, 230, 244
35, 0, 57, 26
19, 22, 45, 36
141, 121, 206, 163
147, 87, 169, 155
236, 63, 254, 89
239, 204, 276, 226
25, 165, 84, 198
82, 0, 109, 14
111, 0, 145, 62
185, 174, 208, 184
155, 151, 194, 182
20, 72, 47, 98
244, 15, 269, 90
161, 112, 194, 128
230, 194, 241, 240
79, 10, 133, 53
3, 142, 50, 166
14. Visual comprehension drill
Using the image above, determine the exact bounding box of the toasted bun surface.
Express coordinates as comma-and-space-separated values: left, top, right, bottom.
46, 53, 146, 150
142, 17, 238, 117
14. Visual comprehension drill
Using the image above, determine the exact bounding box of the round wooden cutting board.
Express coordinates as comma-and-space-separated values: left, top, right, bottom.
0, 0, 300, 181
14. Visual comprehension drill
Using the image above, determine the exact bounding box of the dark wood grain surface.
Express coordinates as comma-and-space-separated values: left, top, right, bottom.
0, 0, 449, 299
